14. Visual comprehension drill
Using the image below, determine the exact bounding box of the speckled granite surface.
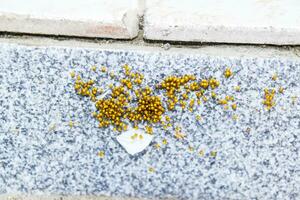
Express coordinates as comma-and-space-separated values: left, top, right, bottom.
0, 43, 299, 200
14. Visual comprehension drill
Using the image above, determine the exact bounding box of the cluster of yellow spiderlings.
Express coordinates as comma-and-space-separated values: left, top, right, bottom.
95, 98, 127, 129
73, 65, 166, 132
128, 95, 165, 123
156, 69, 239, 113
263, 89, 276, 110
74, 76, 102, 102
262, 73, 285, 110
157, 75, 197, 110
71, 67, 289, 159
224, 68, 233, 78
72, 65, 239, 133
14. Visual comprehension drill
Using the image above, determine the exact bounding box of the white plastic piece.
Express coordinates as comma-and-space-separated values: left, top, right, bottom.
116, 128, 153, 155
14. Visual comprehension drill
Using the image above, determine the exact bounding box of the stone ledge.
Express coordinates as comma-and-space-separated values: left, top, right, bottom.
0, 0, 139, 39
0, 41, 299, 200
144, 0, 300, 45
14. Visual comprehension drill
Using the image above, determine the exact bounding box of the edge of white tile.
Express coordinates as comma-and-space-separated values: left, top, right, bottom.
0, 1, 139, 39
144, 23, 300, 45
143, 0, 300, 45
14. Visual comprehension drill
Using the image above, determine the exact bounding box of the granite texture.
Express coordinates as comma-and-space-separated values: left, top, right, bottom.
0, 43, 299, 200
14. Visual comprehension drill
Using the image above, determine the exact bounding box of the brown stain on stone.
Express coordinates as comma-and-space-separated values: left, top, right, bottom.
87, 25, 126, 36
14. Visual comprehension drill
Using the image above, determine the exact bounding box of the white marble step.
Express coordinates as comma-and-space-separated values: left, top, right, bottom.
0, 0, 140, 39
144, 0, 300, 45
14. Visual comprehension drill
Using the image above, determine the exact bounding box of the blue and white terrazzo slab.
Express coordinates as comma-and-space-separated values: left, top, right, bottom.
0, 43, 299, 200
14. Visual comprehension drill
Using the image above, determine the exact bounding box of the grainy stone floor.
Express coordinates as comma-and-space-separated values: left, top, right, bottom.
0, 42, 299, 200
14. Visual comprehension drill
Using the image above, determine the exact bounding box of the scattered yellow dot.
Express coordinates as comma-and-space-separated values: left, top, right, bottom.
145, 125, 153, 134
291, 96, 298, 105
245, 127, 251, 134
101, 66, 107, 72
272, 73, 278, 81
162, 139, 168, 145
123, 124, 128, 131
98, 88, 103, 94
48, 123, 56, 131
196, 115, 201, 121
225, 96, 234, 101
134, 78, 142, 85
197, 99, 201, 105
218, 99, 228, 105
182, 92, 189, 100
91, 66, 97, 72
165, 115, 171, 122
231, 103, 237, 110
133, 125, 139, 130
139, 134, 143, 140
211, 92, 217, 99
70, 71, 75, 78
68, 121, 74, 128
98, 151, 105, 158
210, 151, 217, 157
174, 132, 186, 140
148, 167, 155, 173
234, 85, 241, 92
278, 87, 284, 94
224, 68, 232, 78
198, 149, 205, 157
131, 133, 138, 140
154, 143, 161, 149
188, 146, 194, 152
196, 91, 203, 99
109, 72, 115, 78
232, 114, 239, 121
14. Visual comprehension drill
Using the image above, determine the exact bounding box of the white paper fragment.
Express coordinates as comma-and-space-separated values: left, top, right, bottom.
116, 128, 153, 155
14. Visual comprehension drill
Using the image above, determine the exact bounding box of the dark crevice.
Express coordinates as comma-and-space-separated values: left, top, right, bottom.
1, 31, 300, 52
